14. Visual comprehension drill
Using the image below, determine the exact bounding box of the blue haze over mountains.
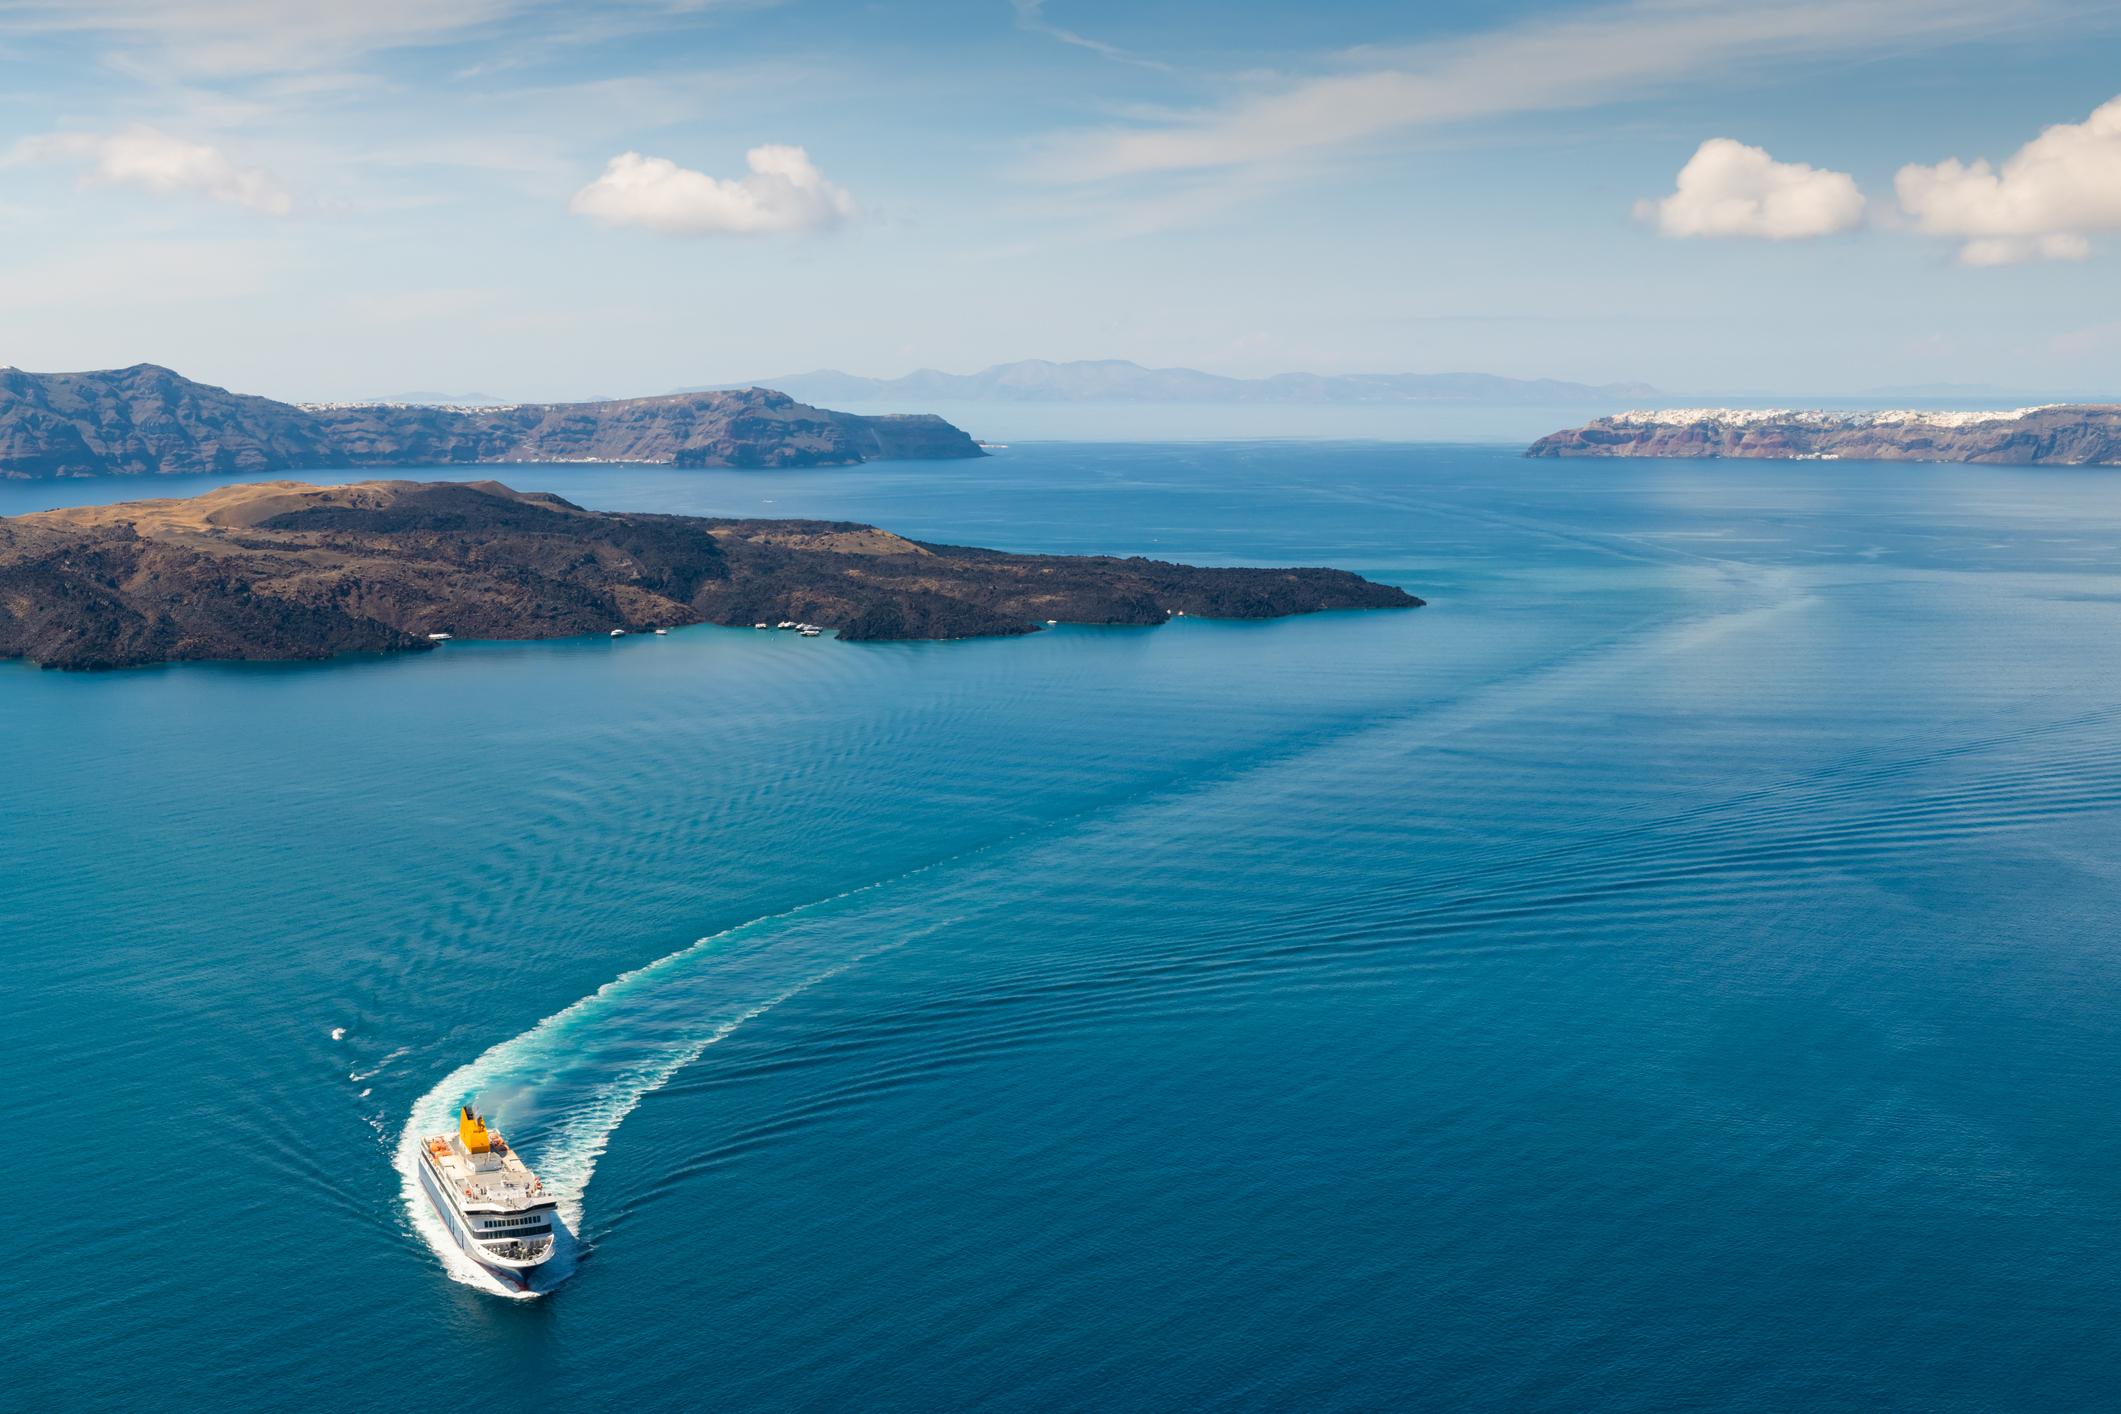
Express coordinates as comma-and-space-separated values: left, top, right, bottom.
695, 359, 1661, 406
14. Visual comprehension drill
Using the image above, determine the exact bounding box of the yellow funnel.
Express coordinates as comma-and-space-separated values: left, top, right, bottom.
458, 1105, 491, 1154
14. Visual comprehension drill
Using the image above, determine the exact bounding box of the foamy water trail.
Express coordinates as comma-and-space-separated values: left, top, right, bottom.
350, 1046, 409, 1084
397, 883, 933, 1298
392, 587, 1824, 1299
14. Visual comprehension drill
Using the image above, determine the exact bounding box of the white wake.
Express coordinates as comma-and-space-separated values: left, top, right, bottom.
396, 888, 929, 1298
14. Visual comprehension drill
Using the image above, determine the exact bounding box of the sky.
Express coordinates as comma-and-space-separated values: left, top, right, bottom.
2, 0, 2120, 402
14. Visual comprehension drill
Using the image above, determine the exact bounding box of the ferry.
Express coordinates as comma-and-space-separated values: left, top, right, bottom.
417, 1104, 558, 1293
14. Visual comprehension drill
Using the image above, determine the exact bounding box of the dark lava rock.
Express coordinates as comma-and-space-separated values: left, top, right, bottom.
0, 479, 1421, 669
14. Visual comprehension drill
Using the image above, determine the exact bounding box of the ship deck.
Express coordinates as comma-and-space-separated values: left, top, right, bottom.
422, 1133, 555, 1213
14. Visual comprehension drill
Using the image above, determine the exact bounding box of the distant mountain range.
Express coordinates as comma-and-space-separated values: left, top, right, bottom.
0, 365, 982, 479
697, 359, 1657, 406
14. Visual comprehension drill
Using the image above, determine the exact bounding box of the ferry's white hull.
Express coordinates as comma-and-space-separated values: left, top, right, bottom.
417, 1150, 554, 1294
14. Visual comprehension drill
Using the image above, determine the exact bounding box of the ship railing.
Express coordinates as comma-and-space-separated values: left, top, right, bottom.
489, 1239, 555, 1261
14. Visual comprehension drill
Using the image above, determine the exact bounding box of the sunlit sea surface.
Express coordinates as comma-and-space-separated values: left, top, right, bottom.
7, 444, 2121, 1411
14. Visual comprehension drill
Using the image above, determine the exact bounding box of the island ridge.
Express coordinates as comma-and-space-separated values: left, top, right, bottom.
0, 364, 984, 480
0, 479, 1421, 669
1526, 405, 2121, 464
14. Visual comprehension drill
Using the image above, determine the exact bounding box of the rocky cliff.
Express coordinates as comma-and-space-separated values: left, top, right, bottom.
0, 364, 340, 477
0, 480, 1420, 668
0, 364, 984, 479
1525, 405, 2121, 464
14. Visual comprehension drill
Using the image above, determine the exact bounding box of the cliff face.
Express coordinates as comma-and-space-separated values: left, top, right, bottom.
0, 365, 985, 479
0, 480, 1420, 669
306, 389, 982, 469
0, 364, 341, 477
1526, 405, 2121, 464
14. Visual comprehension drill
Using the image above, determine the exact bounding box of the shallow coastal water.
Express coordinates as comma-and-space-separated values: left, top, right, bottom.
8, 444, 2121, 1411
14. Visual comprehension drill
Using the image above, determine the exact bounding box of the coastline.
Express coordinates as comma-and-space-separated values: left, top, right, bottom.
0, 477, 1421, 669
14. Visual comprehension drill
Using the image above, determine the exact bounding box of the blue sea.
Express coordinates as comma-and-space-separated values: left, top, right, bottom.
7, 443, 2121, 1411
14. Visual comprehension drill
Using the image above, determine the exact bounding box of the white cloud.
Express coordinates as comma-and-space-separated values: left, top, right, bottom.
1641, 138, 1864, 240
1010, 0, 1168, 71
0, 0, 525, 76
1957, 233, 2093, 266
1896, 95, 2121, 264
1030, 0, 2047, 183
8, 125, 291, 215
569, 146, 857, 237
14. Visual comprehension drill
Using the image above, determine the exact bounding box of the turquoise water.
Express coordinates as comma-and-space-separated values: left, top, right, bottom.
8, 444, 2121, 1410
